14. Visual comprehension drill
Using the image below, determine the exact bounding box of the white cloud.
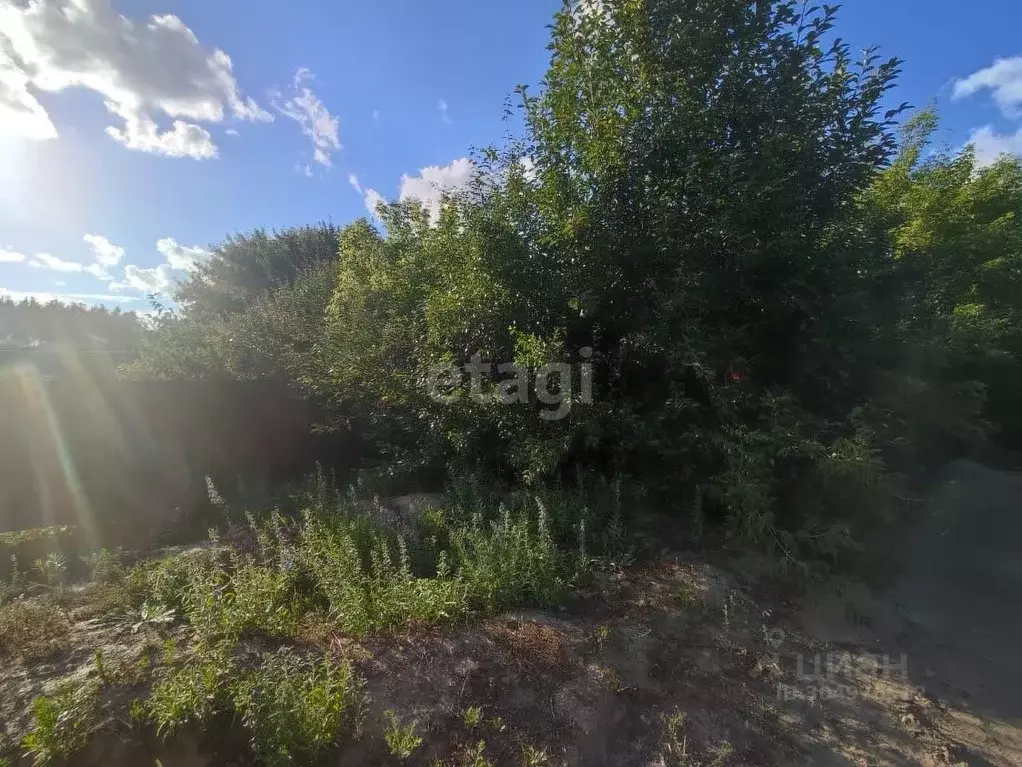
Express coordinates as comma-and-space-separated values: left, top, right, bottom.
954, 57, 1022, 119
364, 188, 386, 219
29, 252, 84, 272
225, 128, 239, 136
966, 125, 1022, 168
0, 0, 271, 157
438, 99, 452, 124
111, 263, 172, 293
83, 234, 123, 267
106, 110, 218, 159
84, 263, 110, 279
0, 247, 27, 263
274, 68, 340, 167
0, 288, 138, 305
348, 173, 363, 194
0, 49, 55, 139
156, 237, 208, 272
399, 157, 475, 223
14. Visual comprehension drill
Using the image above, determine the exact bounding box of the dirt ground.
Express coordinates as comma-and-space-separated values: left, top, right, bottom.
2, 459, 1019, 766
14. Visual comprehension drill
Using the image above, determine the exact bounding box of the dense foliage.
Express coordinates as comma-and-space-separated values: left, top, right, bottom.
125, 0, 1022, 558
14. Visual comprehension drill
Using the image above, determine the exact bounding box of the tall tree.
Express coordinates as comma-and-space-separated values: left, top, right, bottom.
174, 223, 340, 319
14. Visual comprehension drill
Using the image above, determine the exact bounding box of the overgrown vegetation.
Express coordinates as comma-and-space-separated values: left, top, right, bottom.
117, 0, 1022, 569
3, 0, 1021, 764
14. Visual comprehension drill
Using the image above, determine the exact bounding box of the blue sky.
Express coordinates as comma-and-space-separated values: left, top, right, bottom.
1, 0, 1021, 310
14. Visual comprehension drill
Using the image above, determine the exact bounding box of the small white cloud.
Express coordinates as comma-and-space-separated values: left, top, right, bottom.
54, 280, 66, 287
0, 0, 270, 157
372, 109, 380, 121
106, 111, 218, 159
225, 128, 239, 136
438, 99, 452, 124
364, 188, 385, 219
399, 157, 475, 223
274, 68, 340, 167
954, 56, 1022, 119
83, 234, 124, 267
0, 247, 27, 263
111, 263, 173, 293
157, 237, 208, 272
29, 252, 84, 272
348, 173, 363, 194
966, 125, 1022, 167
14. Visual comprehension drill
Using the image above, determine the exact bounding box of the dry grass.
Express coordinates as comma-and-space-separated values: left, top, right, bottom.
0, 599, 72, 662
487, 617, 572, 677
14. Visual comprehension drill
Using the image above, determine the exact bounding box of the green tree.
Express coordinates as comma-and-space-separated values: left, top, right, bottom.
868, 112, 1022, 449
174, 223, 340, 319
314, 0, 912, 552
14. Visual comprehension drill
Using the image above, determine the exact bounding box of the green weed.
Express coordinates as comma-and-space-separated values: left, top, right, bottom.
384, 710, 423, 760
22, 681, 98, 765
233, 649, 365, 767
146, 644, 235, 737
520, 744, 550, 767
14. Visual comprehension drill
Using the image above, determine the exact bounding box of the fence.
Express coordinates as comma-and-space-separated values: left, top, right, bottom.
0, 366, 356, 547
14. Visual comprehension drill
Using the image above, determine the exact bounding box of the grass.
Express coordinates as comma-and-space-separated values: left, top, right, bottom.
0, 599, 71, 662
661, 710, 734, 767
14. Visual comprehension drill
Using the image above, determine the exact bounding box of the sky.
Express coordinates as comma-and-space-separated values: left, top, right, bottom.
1, 0, 1021, 310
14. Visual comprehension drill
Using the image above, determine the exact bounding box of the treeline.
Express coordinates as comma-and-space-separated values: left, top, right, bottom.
0, 298, 142, 351
124, 1, 1022, 561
